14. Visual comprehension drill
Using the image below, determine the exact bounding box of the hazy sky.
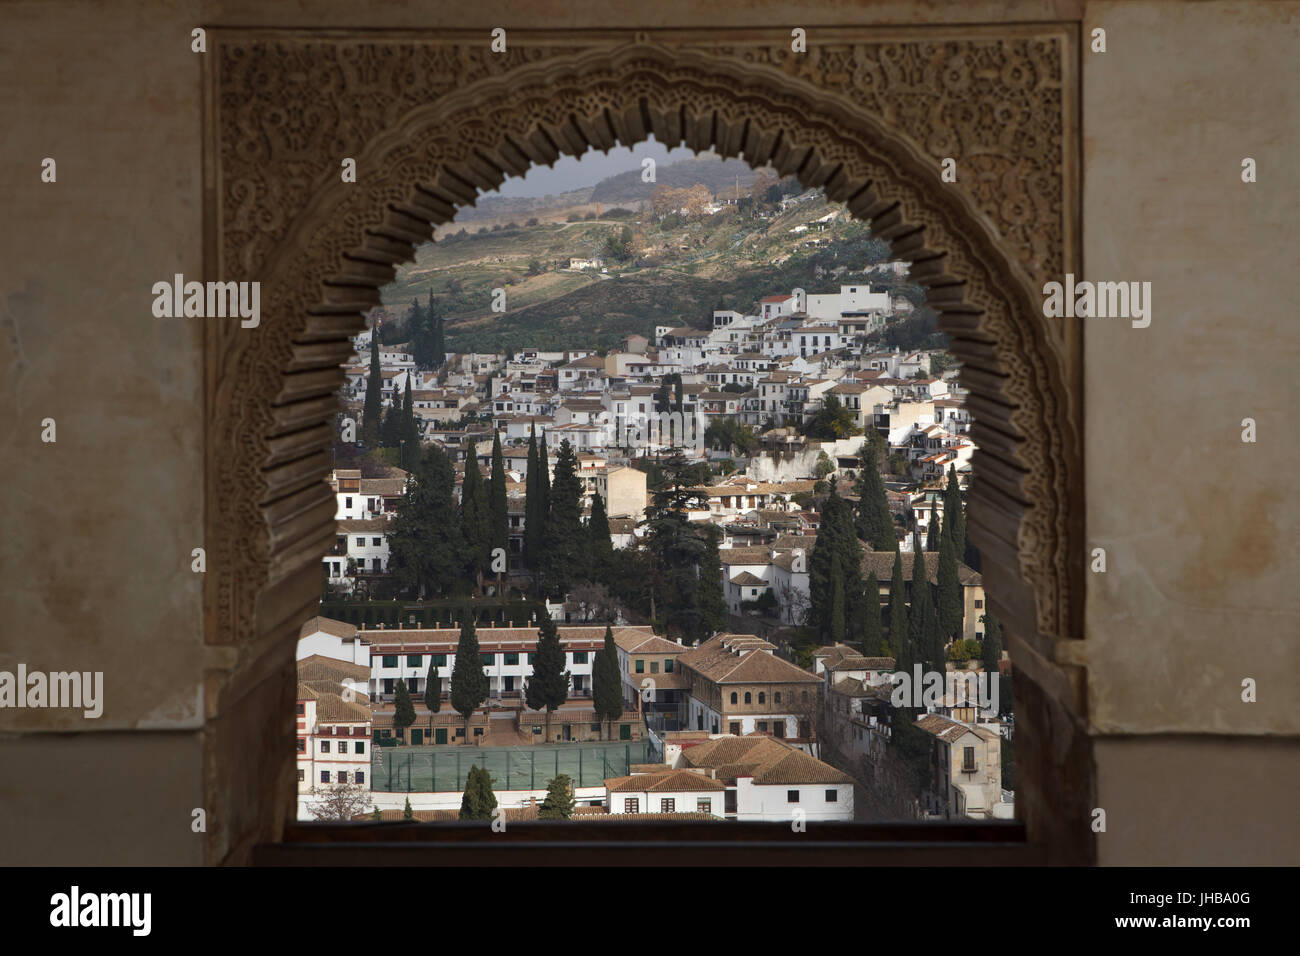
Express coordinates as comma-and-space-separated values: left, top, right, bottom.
492, 135, 704, 198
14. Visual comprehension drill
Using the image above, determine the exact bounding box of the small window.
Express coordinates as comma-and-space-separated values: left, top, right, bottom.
664, 660, 674, 673
573, 651, 588, 664
975, 599, 984, 609
624, 798, 639, 813
355, 741, 365, 754
758, 692, 766, 704
473, 727, 484, 737
774, 692, 781, 704
660, 798, 675, 813
355, 537, 365, 547
697, 798, 711, 814
382, 656, 398, 668
321, 771, 331, 784
345, 497, 353, 508
480, 653, 495, 666
650, 661, 659, 674
433, 654, 448, 666
407, 654, 421, 666
744, 692, 752, 704
635, 660, 645, 673
825, 789, 838, 802
297, 769, 305, 782
372, 537, 382, 546
505, 653, 519, 666
320, 740, 331, 753
296, 738, 306, 753
730, 692, 738, 704
337, 741, 348, 754
787, 790, 799, 803
355, 772, 365, 784
295, 703, 305, 715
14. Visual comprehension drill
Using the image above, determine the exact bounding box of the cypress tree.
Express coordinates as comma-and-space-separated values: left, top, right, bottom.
362, 330, 383, 446
937, 520, 963, 643
830, 548, 846, 645
861, 571, 884, 656
489, 431, 509, 559
537, 434, 551, 516
524, 425, 541, 573
431, 292, 446, 368
525, 610, 570, 741
424, 661, 441, 715
403, 797, 414, 821
587, 490, 614, 580
981, 613, 1003, 677
808, 488, 862, 643
924, 513, 939, 553
908, 542, 943, 672
388, 443, 464, 599
392, 679, 416, 740
943, 465, 966, 561
696, 524, 727, 639
450, 614, 488, 739
461, 442, 491, 583
538, 774, 575, 820
889, 549, 910, 666
853, 442, 896, 552
459, 765, 498, 821
401, 377, 419, 470
542, 438, 586, 595
382, 389, 404, 449
592, 625, 622, 741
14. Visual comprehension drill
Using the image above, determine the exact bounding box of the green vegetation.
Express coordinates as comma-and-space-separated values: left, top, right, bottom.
538, 774, 576, 820
378, 175, 930, 353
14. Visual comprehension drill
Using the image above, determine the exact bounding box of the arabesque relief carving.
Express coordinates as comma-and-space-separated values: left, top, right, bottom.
206, 29, 1081, 712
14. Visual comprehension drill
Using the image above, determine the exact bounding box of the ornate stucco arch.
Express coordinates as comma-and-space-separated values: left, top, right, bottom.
205, 28, 1086, 860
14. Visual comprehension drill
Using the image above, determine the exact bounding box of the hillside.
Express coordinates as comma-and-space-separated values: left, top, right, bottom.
378, 176, 936, 353
589, 155, 762, 204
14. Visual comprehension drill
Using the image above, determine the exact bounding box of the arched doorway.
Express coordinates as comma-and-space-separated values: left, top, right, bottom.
204, 29, 1088, 863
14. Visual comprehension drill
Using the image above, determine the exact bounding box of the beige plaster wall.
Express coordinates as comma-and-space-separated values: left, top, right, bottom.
0, 0, 207, 733
1082, 2, 1300, 736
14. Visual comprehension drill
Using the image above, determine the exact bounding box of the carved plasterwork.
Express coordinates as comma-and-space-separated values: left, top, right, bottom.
206, 28, 1081, 688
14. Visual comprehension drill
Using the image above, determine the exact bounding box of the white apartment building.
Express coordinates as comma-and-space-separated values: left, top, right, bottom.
915, 713, 1011, 820
296, 658, 373, 795
650, 733, 854, 821
360, 623, 658, 702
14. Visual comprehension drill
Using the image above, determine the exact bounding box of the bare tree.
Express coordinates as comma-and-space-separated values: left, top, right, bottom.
567, 580, 618, 622
304, 782, 374, 822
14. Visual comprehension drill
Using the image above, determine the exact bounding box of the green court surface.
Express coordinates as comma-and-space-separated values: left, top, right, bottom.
371, 739, 653, 793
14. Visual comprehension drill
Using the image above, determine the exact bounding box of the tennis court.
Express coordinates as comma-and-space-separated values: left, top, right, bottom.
371, 739, 653, 792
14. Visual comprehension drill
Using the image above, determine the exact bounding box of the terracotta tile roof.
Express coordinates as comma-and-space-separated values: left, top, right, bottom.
752, 749, 853, 785
681, 734, 850, 785
719, 547, 777, 566
860, 550, 981, 586
338, 518, 391, 533
676, 634, 819, 685
305, 688, 372, 723
613, 632, 684, 655
915, 713, 1001, 743
297, 654, 370, 684
364, 625, 655, 652
298, 679, 370, 705
299, 617, 358, 641
605, 769, 726, 793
